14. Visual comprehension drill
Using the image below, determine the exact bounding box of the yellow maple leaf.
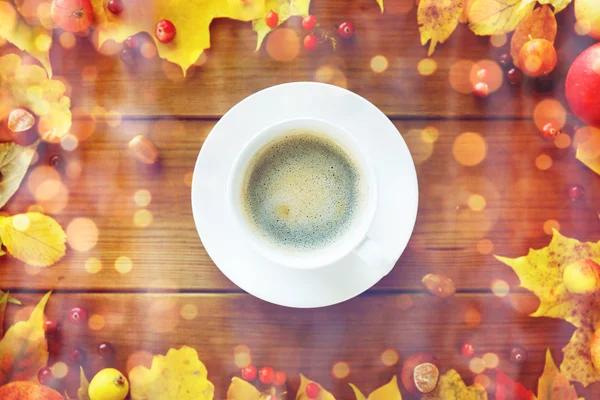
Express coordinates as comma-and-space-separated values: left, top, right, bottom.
537, 349, 581, 400
496, 230, 600, 386
575, 127, 600, 176
418, 0, 464, 56
0, 141, 37, 210
227, 377, 269, 400
0, 1, 52, 76
349, 376, 401, 400
297, 374, 336, 399
510, 5, 557, 67
422, 369, 487, 400
0, 212, 66, 267
90, 0, 265, 75
0, 54, 71, 141
468, 0, 535, 35
253, 0, 310, 51
0, 291, 50, 385
129, 346, 214, 400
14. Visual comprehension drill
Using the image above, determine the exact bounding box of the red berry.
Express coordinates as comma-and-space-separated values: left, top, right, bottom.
97, 342, 115, 358
461, 343, 475, 357
120, 48, 135, 65
302, 15, 317, 31
304, 34, 318, 51
498, 53, 511, 69
125, 36, 139, 49
305, 382, 321, 399
507, 67, 523, 85
338, 21, 354, 39
473, 82, 489, 98
258, 366, 275, 384
107, 0, 124, 14
155, 20, 176, 43
241, 365, 257, 381
38, 367, 54, 386
273, 371, 287, 386
68, 306, 88, 324
265, 11, 278, 28
510, 346, 528, 364
540, 122, 560, 140
568, 184, 585, 201
69, 347, 86, 364
44, 319, 59, 335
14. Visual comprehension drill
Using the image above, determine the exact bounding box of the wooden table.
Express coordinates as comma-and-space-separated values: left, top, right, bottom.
2, 0, 600, 398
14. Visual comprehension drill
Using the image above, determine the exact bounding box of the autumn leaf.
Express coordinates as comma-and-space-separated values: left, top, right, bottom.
495, 370, 536, 400
129, 346, 214, 400
253, 0, 311, 51
0, 54, 71, 141
227, 377, 266, 400
537, 349, 581, 400
297, 374, 336, 399
521, 0, 572, 13
418, 0, 464, 56
468, 0, 535, 35
14, 0, 55, 29
0, 142, 37, 210
77, 367, 90, 400
376, 0, 384, 12
0, 292, 7, 338
0, 291, 21, 306
495, 230, 600, 386
349, 376, 401, 400
575, 128, 600, 176
0, 1, 52, 76
422, 369, 487, 400
0, 291, 50, 385
460, 0, 475, 23
510, 5, 557, 67
91, 0, 265, 75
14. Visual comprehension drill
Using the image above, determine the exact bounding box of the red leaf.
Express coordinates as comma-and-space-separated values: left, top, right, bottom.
496, 370, 536, 400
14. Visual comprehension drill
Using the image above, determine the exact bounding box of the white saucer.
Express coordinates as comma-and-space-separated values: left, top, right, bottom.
191, 82, 418, 308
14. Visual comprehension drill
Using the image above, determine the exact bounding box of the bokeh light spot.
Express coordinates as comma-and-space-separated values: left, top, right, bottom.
85, 258, 102, 274
533, 99, 566, 131
421, 126, 439, 143
12, 214, 30, 231
404, 129, 433, 165
477, 238, 494, 254
554, 133, 571, 149
35, 34, 52, 52
115, 256, 133, 274
184, 172, 194, 187
474, 374, 491, 389
140, 42, 157, 59
490, 34, 507, 47
483, 353, 499, 369
468, 194, 487, 211
51, 362, 68, 379
266, 28, 300, 62
134, 209, 153, 228
60, 134, 78, 151
88, 314, 105, 330
470, 60, 503, 93
134, 189, 152, 207
180, 304, 198, 320
28, 166, 60, 197
469, 357, 486, 374
126, 351, 153, 373
25, 264, 42, 276
450, 60, 476, 94
106, 110, 122, 128
453, 132, 487, 166
491, 280, 510, 297
234, 344, 252, 368
332, 362, 350, 379
370, 55, 389, 73
381, 349, 399, 366
396, 294, 414, 310
465, 306, 482, 328
66, 218, 99, 252
194, 52, 208, 67
543, 219, 560, 235
81, 66, 98, 82
535, 154, 552, 170
59, 32, 76, 49
417, 58, 437, 76
575, 20, 591, 36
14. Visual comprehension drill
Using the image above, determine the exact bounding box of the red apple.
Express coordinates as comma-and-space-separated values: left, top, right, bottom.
566, 43, 600, 126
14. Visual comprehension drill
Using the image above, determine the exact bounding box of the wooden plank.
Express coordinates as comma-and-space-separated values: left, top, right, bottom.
1, 119, 599, 291
3, 1, 593, 118
1, 292, 595, 398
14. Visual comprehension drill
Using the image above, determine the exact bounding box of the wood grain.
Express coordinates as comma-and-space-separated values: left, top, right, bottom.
0, 1, 586, 118
4, 292, 595, 399
0, 119, 598, 292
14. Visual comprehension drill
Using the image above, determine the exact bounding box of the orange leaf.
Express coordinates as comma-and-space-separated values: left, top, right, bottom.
510, 5, 557, 67
537, 349, 579, 400
0, 292, 50, 385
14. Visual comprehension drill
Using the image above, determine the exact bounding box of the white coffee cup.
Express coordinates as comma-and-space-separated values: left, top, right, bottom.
228, 117, 393, 276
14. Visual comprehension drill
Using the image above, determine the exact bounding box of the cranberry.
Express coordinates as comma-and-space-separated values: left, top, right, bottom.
38, 367, 54, 386
473, 82, 489, 98
68, 306, 88, 324
258, 366, 275, 384
241, 365, 257, 381
44, 319, 59, 335
306, 382, 321, 399
303, 34, 318, 51
48, 155, 62, 169
302, 15, 317, 31
69, 347, 86, 364
265, 11, 278, 28
568, 184, 585, 201
498, 53, 511, 69
461, 343, 475, 357
107, 0, 124, 14
510, 346, 528, 364
507, 68, 523, 85
97, 342, 115, 359
125, 36, 139, 49
338, 21, 354, 39
540, 122, 560, 140
155, 20, 176, 43
273, 371, 287, 386
120, 48, 135, 65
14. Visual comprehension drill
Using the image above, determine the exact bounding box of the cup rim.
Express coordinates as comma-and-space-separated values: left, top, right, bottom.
227, 117, 378, 269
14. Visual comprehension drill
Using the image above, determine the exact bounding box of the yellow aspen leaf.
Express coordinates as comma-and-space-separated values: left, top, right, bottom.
495, 230, 600, 386
253, 0, 311, 51
0, 1, 52, 76
77, 366, 90, 400
376, 0, 384, 12
0, 212, 66, 267
576, 128, 600, 176
460, 0, 476, 23
129, 346, 214, 400
510, 5, 557, 67
418, 0, 464, 56
349, 376, 402, 400
0, 290, 21, 305
0, 54, 71, 141
537, 0, 572, 13
0, 141, 37, 210
297, 374, 336, 399
422, 369, 487, 400
227, 377, 266, 400
90, 0, 265, 75
468, 0, 535, 35
0, 291, 50, 385
538, 349, 581, 400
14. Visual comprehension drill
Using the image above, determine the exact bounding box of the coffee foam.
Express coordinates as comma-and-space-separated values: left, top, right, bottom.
242, 132, 362, 251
